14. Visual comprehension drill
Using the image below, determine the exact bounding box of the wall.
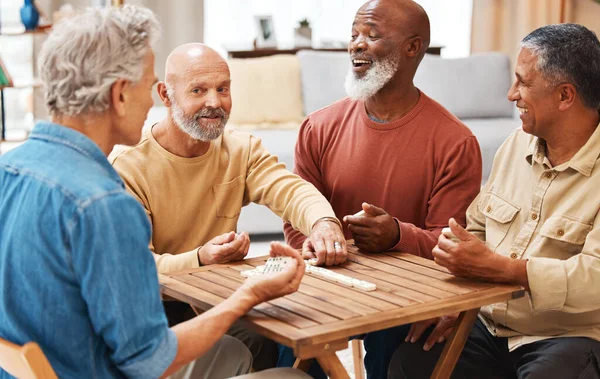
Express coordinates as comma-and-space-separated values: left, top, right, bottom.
204, 0, 473, 59
573, 0, 600, 36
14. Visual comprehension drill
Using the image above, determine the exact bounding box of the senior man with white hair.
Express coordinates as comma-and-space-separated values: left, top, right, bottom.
0, 5, 310, 379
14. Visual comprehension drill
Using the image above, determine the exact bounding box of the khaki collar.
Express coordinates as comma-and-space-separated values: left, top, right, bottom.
525, 123, 600, 176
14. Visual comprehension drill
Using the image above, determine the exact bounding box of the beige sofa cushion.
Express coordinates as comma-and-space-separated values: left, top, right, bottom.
228, 55, 304, 129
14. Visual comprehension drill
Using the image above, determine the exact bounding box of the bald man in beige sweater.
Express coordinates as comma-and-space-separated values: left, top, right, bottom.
109, 43, 346, 371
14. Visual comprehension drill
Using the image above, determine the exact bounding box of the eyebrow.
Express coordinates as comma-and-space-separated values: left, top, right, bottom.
188, 80, 232, 88
515, 72, 526, 83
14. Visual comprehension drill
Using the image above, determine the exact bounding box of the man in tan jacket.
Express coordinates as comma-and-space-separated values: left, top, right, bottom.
110, 43, 346, 371
388, 23, 600, 379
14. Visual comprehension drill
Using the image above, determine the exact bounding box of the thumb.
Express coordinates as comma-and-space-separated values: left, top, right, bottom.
363, 202, 386, 216
211, 231, 236, 245
449, 218, 472, 242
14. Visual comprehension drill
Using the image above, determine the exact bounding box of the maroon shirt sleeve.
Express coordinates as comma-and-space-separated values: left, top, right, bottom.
283, 118, 327, 249
392, 136, 483, 258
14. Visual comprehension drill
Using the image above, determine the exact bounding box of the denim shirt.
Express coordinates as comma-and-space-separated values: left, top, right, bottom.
0, 122, 177, 378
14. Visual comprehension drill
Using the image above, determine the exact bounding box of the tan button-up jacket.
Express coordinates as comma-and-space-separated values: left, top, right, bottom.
467, 125, 600, 350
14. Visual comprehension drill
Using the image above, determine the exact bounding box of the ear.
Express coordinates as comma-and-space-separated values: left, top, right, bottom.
557, 83, 576, 111
157, 82, 172, 107
405, 36, 423, 58
110, 79, 129, 117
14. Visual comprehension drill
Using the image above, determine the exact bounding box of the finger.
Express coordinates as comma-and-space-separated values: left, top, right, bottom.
312, 238, 328, 265
211, 231, 236, 245
363, 202, 386, 216
348, 224, 372, 236
424, 319, 451, 351
301, 239, 316, 260
302, 250, 316, 260
323, 236, 336, 266
408, 320, 435, 343
405, 323, 418, 342
449, 218, 472, 242
343, 215, 375, 227
432, 246, 452, 265
271, 242, 304, 287
334, 239, 347, 265
437, 235, 459, 252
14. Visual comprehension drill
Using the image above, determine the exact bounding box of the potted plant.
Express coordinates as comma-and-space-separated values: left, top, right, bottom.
294, 18, 312, 48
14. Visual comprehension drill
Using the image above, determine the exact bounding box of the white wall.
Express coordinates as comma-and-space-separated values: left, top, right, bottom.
204, 0, 473, 59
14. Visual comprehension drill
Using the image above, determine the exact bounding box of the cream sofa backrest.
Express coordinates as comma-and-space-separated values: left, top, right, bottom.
227, 54, 305, 130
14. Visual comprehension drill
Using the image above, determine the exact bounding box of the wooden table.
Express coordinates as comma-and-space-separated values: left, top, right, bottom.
159, 244, 523, 379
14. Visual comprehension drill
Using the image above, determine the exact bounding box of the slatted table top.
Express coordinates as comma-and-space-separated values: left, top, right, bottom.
159, 245, 524, 359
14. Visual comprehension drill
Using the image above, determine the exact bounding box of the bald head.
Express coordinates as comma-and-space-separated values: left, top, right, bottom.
357, 0, 430, 55
165, 43, 229, 85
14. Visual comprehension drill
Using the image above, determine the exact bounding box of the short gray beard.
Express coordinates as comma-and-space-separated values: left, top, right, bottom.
167, 87, 228, 142
344, 53, 400, 101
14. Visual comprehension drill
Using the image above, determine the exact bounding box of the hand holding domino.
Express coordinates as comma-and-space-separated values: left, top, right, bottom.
441, 227, 460, 243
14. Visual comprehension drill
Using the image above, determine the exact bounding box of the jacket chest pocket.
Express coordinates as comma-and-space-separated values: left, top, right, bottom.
213, 176, 245, 219
478, 192, 520, 251
539, 215, 591, 257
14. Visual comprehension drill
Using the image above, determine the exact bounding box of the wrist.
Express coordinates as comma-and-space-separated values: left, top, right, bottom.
313, 217, 341, 230
196, 246, 204, 266
234, 284, 262, 314
506, 257, 530, 290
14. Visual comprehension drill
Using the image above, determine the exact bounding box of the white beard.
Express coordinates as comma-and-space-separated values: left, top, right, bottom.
344, 53, 400, 101
169, 97, 227, 142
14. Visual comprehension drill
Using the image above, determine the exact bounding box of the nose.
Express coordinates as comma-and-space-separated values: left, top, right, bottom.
507, 78, 520, 102
204, 89, 222, 109
349, 35, 367, 55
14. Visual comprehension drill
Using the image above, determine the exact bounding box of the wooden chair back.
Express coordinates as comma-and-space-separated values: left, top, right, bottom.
0, 337, 57, 379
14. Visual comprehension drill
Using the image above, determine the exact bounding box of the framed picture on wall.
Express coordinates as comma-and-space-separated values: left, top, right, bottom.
254, 15, 277, 48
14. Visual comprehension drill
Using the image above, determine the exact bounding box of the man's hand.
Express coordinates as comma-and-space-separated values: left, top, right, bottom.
197, 231, 250, 266
405, 314, 459, 351
343, 202, 400, 253
433, 218, 530, 289
242, 242, 305, 304
303, 218, 347, 266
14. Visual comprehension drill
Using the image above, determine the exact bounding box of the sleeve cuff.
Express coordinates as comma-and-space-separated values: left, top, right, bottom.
527, 257, 568, 312
119, 328, 178, 379
389, 218, 408, 252
154, 250, 201, 274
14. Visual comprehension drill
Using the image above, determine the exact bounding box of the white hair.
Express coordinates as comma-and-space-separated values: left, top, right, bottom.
166, 83, 228, 141
344, 52, 400, 101
38, 5, 160, 116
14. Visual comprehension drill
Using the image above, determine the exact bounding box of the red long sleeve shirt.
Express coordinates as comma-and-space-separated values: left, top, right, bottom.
284, 92, 482, 259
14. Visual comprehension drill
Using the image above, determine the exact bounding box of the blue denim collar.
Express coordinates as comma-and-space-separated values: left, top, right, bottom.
29, 121, 124, 185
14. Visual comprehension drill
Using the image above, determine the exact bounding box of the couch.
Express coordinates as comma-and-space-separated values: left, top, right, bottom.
143, 51, 520, 235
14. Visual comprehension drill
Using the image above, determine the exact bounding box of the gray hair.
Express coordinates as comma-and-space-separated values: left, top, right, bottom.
38, 5, 160, 116
520, 23, 600, 109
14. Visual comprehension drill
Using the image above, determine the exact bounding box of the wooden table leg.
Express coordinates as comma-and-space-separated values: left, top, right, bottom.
293, 358, 314, 372
316, 352, 350, 379
351, 339, 366, 379
431, 308, 479, 379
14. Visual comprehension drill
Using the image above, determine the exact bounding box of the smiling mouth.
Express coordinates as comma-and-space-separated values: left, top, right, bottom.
352, 58, 372, 68
517, 107, 529, 115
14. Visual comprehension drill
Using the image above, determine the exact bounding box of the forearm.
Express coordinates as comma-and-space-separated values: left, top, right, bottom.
391, 221, 440, 259
160, 288, 257, 378
485, 255, 530, 291
154, 250, 200, 274
284, 222, 307, 249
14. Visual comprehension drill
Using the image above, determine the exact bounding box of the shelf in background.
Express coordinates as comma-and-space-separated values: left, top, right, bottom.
0, 26, 51, 37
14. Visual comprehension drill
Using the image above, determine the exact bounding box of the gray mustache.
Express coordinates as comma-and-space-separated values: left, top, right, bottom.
195, 107, 228, 119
